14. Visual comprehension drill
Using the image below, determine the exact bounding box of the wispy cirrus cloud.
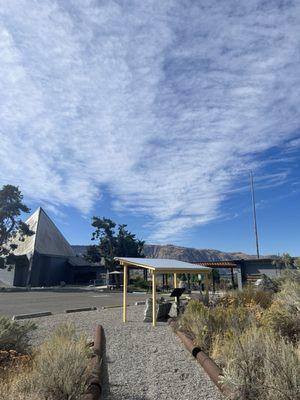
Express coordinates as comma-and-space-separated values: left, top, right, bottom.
0, 0, 299, 241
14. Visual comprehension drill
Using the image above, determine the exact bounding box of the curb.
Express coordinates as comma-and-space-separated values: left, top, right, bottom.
101, 305, 126, 309
102, 302, 146, 309
82, 324, 105, 400
168, 319, 234, 398
65, 307, 97, 313
12, 311, 52, 320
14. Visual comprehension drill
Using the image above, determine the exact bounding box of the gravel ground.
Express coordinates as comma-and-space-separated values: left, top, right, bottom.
30, 306, 223, 400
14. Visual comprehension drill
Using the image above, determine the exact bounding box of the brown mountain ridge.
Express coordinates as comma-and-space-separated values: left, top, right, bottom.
142, 244, 253, 262
72, 244, 254, 263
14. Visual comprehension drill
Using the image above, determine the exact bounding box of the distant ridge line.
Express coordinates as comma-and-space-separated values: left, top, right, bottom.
71, 244, 265, 263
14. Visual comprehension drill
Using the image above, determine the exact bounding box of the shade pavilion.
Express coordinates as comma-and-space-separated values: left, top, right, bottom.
114, 257, 212, 327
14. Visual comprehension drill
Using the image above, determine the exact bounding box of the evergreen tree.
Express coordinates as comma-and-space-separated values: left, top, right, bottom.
91, 217, 144, 269
0, 185, 34, 268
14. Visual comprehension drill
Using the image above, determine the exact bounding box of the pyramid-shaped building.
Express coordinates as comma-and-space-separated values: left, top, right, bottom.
0, 208, 99, 287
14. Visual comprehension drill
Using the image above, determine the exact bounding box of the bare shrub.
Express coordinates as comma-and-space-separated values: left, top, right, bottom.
0, 317, 36, 353
6, 323, 93, 400
220, 327, 300, 400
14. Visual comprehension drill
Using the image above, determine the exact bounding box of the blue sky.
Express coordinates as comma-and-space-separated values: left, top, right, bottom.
0, 1, 299, 255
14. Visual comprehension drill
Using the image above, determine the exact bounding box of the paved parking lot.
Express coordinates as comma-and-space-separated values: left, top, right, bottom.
0, 291, 149, 317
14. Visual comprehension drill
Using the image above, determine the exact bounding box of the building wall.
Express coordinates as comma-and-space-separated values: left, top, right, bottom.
239, 259, 279, 280
0, 266, 15, 286
14, 257, 30, 286
29, 253, 99, 286
0, 256, 30, 287
67, 267, 98, 285
1, 252, 99, 287
30, 253, 68, 286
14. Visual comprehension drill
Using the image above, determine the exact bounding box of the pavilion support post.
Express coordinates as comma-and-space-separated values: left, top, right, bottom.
231, 267, 234, 288
173, 272, 178, 305
204, 273, 210, 304
237, 267, 243, 291
152, 271, 157, 327
123, 264, 128, 323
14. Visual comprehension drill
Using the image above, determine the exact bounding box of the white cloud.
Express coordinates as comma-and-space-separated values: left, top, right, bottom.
0, 0, 299, 241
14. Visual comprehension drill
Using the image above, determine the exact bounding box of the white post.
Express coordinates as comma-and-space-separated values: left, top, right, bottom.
152, 271, 157, 327
123, 264, 128, 322
237, 267, 243, 291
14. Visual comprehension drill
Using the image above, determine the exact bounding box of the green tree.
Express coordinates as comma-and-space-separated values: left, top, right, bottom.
91, 217, 144, 269
116, 224, 144, 259
84, 245, 102, 263
211, 268, 220, 292
0, 185, 34, 268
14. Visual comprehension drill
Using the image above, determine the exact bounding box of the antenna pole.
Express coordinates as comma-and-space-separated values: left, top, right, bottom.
250, 171, 260, 259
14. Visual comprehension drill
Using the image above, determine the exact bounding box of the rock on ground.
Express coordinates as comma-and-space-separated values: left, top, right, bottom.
30, 306, 223, 400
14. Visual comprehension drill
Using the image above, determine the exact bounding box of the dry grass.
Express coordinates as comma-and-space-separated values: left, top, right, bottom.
0, 317, 36, 353
220, 327, 300, 400
0, 323, 93, 400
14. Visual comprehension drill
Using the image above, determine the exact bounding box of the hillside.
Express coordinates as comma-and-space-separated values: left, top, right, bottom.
72, 244, 252, 262
142, 244, 252, 262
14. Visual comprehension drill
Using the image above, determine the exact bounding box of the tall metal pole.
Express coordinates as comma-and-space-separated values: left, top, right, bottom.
249, 171, 260, 259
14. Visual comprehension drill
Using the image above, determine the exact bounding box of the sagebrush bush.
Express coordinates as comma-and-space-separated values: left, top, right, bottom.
219, 286, 272, 309
276, 280, 300, 312
4, 324, 93, 400
0, 317, 36, 353
221, 327, 300, 400
261, 280, 300, 342
276, 267, 300, 285
178, 300, 255, 354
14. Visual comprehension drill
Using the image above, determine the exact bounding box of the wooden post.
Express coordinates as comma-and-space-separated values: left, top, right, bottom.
231, 267, 234, 288
174, 273, 177, 289
123, 264, 127, 323
152, 271, 156, 327
204, 273, 209, 303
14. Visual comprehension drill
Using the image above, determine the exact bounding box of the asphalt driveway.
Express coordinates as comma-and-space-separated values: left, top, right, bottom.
0, 291, 148, 317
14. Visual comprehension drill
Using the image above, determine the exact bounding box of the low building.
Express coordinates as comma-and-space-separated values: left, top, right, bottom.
0, 208, 100, 287
236, 258, 280, 282
194, 258, 280, 286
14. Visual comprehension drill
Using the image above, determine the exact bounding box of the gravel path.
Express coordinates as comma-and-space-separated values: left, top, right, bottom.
31, 306, 223, 400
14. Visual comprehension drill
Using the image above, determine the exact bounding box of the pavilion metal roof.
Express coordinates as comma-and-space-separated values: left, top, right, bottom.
115, 257, 211, 273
